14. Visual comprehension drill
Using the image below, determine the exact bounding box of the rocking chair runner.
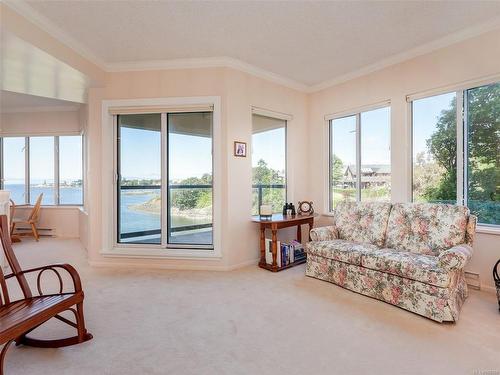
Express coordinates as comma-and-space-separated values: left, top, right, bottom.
0, 215, 92, 373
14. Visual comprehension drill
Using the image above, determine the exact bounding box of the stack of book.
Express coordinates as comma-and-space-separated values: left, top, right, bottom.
265, 239, 306, 267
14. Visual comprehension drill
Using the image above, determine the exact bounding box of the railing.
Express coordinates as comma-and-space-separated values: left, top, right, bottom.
119, 183, 286, 241
118, 184, 212, 242
252, 183, 286, 213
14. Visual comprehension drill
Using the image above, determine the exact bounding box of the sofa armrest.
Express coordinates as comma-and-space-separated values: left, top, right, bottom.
310, 225, 338, 242
438, 244, 473, 270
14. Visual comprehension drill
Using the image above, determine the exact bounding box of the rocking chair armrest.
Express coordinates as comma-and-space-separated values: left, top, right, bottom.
19, 263, 83, 293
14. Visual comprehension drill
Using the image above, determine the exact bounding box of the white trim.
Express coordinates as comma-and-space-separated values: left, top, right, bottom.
406, 100, 414, 202
323, 118, 331, 214
309, 18, 500, 93
476, 225, 500, 235
406, 74, 500, 102
108, 57, 308, 93
88, 257, 259, 271
456, 90, 465, 205
355, 113, 361, 202
160, 113, 168, 247
251, 106, 293, 121
101, 96, 222, 259
480, 284, 497, 294
324, 100, 391, 121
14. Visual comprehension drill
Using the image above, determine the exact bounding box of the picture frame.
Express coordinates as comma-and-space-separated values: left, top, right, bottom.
234, 141, 247, 157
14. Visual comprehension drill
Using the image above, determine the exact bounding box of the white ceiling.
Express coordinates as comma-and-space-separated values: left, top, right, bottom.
0, 91, 81, 113
11, 1, 500, 89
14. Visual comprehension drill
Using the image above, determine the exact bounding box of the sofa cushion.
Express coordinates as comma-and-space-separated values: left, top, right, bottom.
334, 202, 393, 247
385, 203, 469, 256
361, 248, 453, 288
306, 240, 378, 266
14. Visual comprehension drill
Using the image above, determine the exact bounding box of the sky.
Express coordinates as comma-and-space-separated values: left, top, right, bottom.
3, 135, 82, 184
331, 106, 391, 166
412, 92, 456, 159
252, 127, 286, 172
120, 126, 212, 181
3, 96, 454, 185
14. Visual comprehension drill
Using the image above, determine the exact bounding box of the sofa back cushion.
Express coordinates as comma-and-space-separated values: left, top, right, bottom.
334, 202, 393, 247
385, 203, 469, 255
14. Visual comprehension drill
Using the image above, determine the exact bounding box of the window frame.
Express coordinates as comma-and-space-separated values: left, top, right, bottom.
327, 102, 392, 211
0, 134, 84, 207
101, 96, 222, 259
409, 79, 499, 228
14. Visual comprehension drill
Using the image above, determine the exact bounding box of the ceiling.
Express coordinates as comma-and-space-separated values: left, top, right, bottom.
10, 1, 500, 90
0, 91, 81, 113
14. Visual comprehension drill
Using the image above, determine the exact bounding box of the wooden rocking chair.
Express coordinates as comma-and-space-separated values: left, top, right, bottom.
0, 215, 92, 374
10, 193, 43, 241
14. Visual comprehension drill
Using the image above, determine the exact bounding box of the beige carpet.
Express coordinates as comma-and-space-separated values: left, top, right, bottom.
4, 238, 500, 375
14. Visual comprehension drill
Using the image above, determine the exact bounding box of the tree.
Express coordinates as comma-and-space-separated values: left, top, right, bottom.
424, 83, 499, 223
252, 159, 285, 214
171, 174, 213, 211
331, 154, 344, 185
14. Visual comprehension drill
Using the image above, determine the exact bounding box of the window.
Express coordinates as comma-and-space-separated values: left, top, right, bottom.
330, 115, 356, 207
412, 92, 457, 204
329, 106, 391, 210
466, 84, 499, 226
251, 114, 286, 215
411, 82, 499, 226
0, 135, 84, 206
116, 111, 214, 247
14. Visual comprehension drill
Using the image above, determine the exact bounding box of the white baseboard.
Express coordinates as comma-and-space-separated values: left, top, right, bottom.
480, 284, 497, 294
88, 257, 260, 272
226, 257, 260, 271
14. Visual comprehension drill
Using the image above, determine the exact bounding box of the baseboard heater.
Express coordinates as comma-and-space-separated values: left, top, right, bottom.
465, 271, 481, 290
14, 227, 54, 237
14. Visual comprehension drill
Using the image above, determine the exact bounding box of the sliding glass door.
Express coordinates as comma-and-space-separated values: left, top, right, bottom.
117, 111, 213, 248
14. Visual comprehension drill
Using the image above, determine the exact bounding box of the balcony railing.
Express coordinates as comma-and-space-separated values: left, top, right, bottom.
118, 183, 286, 243
118, 184, 212, 244
252, 183, 286, 214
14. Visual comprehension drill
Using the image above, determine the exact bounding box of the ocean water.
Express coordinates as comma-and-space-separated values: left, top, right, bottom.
5, 184, 212, 242
5, 184, 82, 205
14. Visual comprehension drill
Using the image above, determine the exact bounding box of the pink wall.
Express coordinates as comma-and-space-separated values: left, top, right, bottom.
1, 110, 82, 136
84, 67, 309, 270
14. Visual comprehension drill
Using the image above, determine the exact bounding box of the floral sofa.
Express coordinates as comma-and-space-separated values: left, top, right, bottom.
305, 202, 477, 322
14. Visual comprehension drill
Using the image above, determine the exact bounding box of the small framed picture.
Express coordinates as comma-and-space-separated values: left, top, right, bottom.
234, 141, 247, 157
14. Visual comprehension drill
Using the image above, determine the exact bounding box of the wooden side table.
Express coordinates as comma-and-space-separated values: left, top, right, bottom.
252, 213, 317, 272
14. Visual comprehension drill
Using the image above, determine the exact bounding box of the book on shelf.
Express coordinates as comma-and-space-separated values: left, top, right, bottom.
265, 238, 281, 266
265, 238, 306, 267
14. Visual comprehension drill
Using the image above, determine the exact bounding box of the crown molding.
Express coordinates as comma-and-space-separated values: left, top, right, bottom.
307, 16, 500, 93
4, 0, 500, 95
105, 56, 309, 92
